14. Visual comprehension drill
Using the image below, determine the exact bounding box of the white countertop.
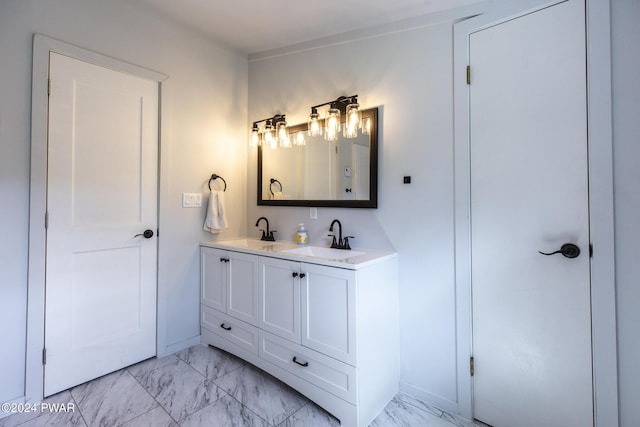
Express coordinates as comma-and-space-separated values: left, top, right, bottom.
200, 238, 396, 270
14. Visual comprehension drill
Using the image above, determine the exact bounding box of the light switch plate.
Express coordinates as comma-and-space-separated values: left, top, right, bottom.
182, 193, 202, 208
310, 208, 318, 219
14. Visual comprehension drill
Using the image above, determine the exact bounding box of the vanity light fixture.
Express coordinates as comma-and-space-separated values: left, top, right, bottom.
250, 114, 287, 149
307, 95, 361, 140
325, 104, 341, 141
308, 107, 322, 137
344, 100, 361, 138
277, 119, 291, 148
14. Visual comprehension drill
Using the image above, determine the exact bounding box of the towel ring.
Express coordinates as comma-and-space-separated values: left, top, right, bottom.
270, 178, 282, 196
208, 174, 227, 191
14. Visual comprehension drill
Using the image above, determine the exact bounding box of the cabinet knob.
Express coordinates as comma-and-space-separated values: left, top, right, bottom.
220, 323, 232, 331
220, 257, 230, 263
292, 356, 309, 367
292, 272, 298, 278
299, 273, 306, 279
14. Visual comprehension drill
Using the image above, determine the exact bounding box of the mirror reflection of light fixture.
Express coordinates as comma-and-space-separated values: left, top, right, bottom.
306, 95, 361, 141
361, 116, 371, 135
295, 132, 306, 146
250, 114, 287, 148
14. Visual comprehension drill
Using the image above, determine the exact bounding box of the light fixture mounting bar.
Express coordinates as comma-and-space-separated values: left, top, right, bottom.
252, 114, 286, 127
310, 95, 358, 115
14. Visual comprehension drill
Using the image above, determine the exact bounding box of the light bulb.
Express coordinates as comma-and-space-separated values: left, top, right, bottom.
250, 123, 260, 147
308, 108, 321, 136
263, 120, 274, 148
277, 120, 291, 148
295, 132, 306, 146
324, 106, 340, 141
344, 102, 361, 138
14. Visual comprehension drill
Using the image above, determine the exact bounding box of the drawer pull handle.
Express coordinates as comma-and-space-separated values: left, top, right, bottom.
220, 323, 232, 331
292, 356, 309, 367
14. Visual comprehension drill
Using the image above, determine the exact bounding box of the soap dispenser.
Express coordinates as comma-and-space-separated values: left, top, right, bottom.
296, 223, 308, 245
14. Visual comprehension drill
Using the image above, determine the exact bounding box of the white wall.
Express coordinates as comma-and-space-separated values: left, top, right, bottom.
248, 3, 639, 420
0, 0, 247, 404
247, 11, 480, 409
611, 0, 640, 425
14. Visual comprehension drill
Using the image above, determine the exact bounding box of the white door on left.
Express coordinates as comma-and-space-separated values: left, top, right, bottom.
45, 52, 158, 396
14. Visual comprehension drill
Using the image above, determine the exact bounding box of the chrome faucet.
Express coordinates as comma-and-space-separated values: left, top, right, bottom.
255, 217, 276, 241
329, 219, 354, 250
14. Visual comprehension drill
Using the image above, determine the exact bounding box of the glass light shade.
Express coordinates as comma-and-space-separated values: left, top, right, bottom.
324, 107, 341, 141
361, 116, 371, 135
343, 103, 361, 138
251, 128, 260, 147
308, 111, 321, 136
277, 120, 291, 148
263, 121, 275, 148
250, 122, 261, 147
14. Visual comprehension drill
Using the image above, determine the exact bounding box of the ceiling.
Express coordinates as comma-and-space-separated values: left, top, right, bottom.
129, 0, 485, 55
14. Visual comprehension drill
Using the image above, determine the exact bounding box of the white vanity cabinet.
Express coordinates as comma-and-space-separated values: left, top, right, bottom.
259, 257, 301, 343
200, 241, 399, 427
200, 247, 260, 354
300, 263, 356, 365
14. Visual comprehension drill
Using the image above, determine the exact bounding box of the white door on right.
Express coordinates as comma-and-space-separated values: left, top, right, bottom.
469, 1, 592, 426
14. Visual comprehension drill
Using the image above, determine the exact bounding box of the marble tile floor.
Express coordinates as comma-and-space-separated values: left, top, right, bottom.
0, 344, 483, 427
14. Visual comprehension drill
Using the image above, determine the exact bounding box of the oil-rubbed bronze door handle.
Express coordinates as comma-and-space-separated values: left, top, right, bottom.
538, 243, 580, 259
134, 229, 154, 238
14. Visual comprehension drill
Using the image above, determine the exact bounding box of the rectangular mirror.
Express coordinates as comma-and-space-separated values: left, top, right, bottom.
257, 107, 378, 208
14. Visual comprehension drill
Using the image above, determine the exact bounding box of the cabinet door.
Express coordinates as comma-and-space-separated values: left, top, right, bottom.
301, 263, 356, 365
259, 257, 301, 343
201, 247, 227, 312
227, 251, 260, 325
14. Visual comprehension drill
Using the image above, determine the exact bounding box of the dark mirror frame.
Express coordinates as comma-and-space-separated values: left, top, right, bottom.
257, 107, 378, 208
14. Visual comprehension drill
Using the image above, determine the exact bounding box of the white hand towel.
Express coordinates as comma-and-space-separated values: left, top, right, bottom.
204, 190, 229, 234
273, 191, 283, 200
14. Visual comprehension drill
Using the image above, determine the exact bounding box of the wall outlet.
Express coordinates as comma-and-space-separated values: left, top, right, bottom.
182, 193, 202, 208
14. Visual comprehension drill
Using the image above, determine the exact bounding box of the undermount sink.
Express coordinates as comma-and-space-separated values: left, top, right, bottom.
281, 246, 365, 260
218, 239, 283, 251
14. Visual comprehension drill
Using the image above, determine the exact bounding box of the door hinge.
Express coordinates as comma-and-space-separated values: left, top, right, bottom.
42, 347, 47, 365
466, 65, 471, 85
45, 211, 48, 229
48, 78, 51, 96
470, 356, 474, 376
589, 243, 593, 258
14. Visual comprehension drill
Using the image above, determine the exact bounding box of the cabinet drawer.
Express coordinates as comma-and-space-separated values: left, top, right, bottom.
202, 305, 259, 355
259, 331, 356, 403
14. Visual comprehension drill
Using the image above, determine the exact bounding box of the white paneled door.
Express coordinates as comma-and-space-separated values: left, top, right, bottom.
469, 1, 592, 426
45, 53, 158, 396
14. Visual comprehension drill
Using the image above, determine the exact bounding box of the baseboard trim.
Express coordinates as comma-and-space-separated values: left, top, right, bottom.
399, 382, 459, 415
159, 335, 201, 358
